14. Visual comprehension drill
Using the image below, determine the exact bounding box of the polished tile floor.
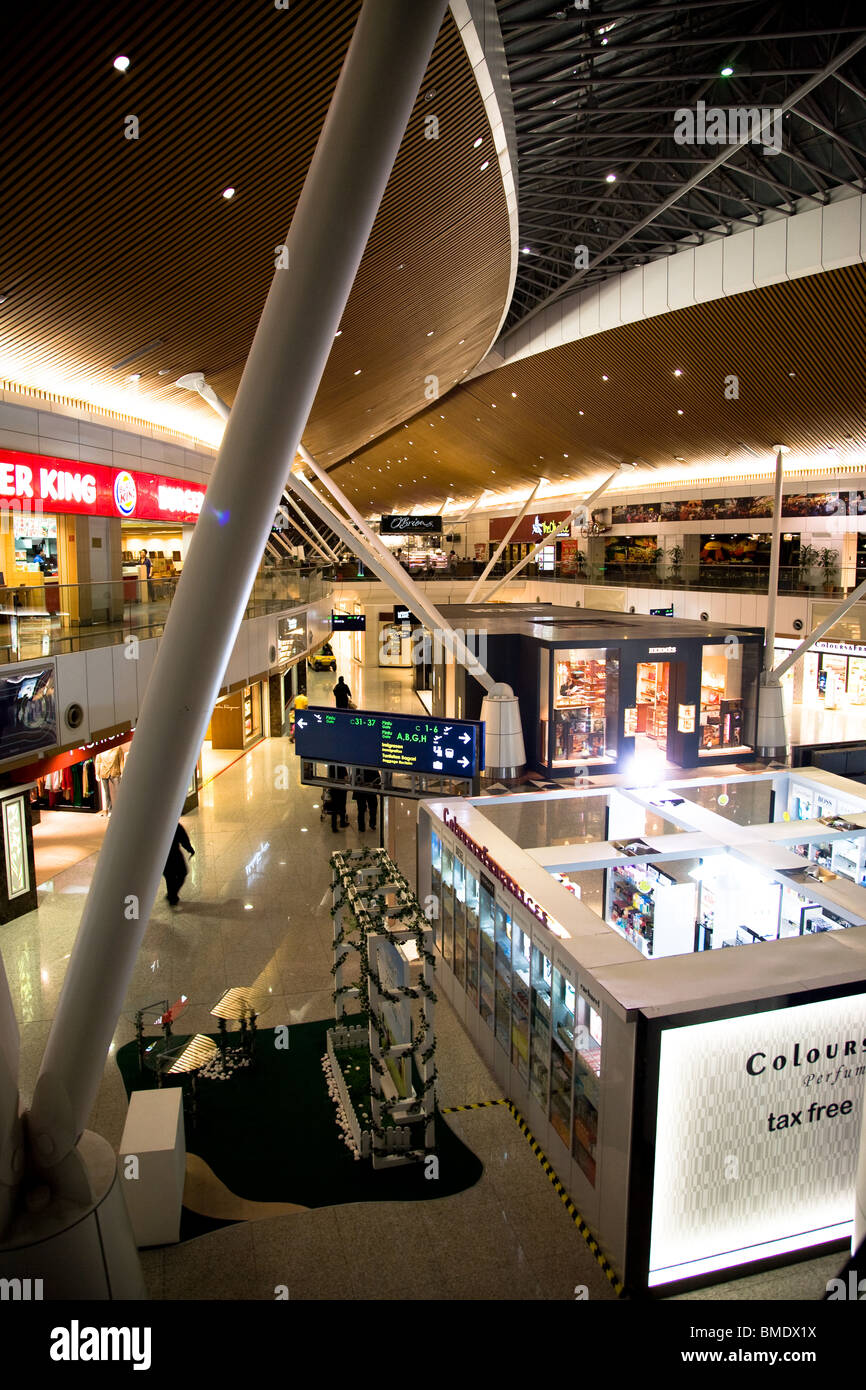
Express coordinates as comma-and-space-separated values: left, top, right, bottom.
0, 647, 846, 1301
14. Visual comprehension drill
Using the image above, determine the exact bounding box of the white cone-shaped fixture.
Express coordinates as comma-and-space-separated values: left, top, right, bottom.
756, 672, 788, 761
480, 682, 525, 781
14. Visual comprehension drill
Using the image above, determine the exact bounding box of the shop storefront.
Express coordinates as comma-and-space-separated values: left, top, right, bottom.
0, 446, 205, 610
419, 766, 866, 1294
434, 605, 762, 775
775, 637, 866, 714
209, 683, 264, 751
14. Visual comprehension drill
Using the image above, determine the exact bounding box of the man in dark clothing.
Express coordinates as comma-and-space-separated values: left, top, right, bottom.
352, 768, 381, 832
164, 822, 194, 905
333, 676, 352, 709
326, 765, 350, 833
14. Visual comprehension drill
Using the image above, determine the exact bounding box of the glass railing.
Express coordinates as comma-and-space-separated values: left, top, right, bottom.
0, 563, 328, 665
383, 560, 854, 598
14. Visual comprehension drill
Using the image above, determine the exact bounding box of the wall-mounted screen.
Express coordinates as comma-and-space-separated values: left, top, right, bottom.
0, 666, 56, 762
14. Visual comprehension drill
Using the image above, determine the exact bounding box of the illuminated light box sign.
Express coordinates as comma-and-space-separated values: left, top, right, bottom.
295, 706, 483, 778
0, 448, 206, 524
330, 612, 366, 632
648, 993, 866, 1287
380, 514, 442, 535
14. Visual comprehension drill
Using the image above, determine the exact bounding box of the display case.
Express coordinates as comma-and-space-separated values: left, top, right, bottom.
465, 867, 480, 1006
494, 902, 512, 1054
511, 924, 531, 1081
552, 653, 609, 764
453, 855, 466, 988
479, 877, 495, 1029
529, 943, 552, 1108
549, 967, 575, 1148
441, 845, 454, 966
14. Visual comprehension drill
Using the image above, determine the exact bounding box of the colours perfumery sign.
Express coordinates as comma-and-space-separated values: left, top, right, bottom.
648, 994, 866, 1286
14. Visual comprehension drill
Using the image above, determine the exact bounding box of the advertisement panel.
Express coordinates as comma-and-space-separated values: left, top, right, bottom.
648, 993, 866, 1287
489, 510, 571, 543
0, 448, 206, 524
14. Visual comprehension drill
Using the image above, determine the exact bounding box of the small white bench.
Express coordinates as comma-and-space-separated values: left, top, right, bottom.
118, 1088, 185, 1247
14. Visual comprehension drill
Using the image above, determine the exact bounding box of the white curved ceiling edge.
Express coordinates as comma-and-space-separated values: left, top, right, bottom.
470, 189, 866, 379
450, 0, 519, 354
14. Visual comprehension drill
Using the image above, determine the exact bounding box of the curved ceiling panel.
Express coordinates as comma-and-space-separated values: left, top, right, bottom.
0, 2, 512, 457
331, 262, 866, 511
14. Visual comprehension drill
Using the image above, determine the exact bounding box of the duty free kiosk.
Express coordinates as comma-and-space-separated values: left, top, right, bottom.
419, 767, 866, 1295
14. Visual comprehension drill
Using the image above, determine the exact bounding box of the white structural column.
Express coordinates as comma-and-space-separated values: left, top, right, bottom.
25, 0, 450, 1181
764, 448, 787, 671
467, 482, 541, 602
482, 468, 623, 601
294, 446, 497, 692
281, 498, 338, 563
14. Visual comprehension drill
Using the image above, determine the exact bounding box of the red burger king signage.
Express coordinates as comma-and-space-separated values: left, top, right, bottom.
0, 448, 206, 524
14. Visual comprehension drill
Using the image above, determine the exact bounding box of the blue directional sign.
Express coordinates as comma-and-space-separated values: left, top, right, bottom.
294, 706, 484, 777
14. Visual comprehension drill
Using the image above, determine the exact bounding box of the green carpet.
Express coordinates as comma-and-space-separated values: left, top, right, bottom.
117, 1016, 482, 1238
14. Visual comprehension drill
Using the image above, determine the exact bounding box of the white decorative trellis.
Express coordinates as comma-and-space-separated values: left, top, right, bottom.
330, 848, 436, 1169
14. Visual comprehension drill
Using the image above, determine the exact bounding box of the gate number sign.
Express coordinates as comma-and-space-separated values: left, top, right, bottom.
294, 706, 484, 776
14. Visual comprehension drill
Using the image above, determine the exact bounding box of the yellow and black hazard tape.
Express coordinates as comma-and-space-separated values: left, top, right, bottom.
441, 1098, 508, 1113
504, 1099, 624, 1296
442, 1094, 624, 1295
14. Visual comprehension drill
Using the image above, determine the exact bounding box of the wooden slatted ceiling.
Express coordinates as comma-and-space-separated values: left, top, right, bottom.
0, 1, 511, 460
333, 263, 866, 510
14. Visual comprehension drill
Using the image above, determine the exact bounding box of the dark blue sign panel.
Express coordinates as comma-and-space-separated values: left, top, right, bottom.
294, 706, 484, 776
331, 612, 366, 631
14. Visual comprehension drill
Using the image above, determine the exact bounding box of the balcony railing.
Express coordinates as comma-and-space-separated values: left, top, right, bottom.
0, 563, 327, 665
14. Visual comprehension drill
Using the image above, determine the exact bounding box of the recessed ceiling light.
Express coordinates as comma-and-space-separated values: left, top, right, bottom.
426, 330, 434, 337
673, 368, 683, 377
458, 340, 465, 345
578, 410, 584, 415
601, 375, 608, 381
521, 246, 533, 255
354, 369, 362, 376
721, 65, 734, 77
128, 373, 141, 382
675, 456, 686, 462
605, 173, 617, 183
563, 453, 568, 458
480, 160, 489, 171
335, 330, 342, 337
113, 55, 130, 72
222, 187, 235, 199
157, 368, 171, 376
474, 137, 483, 148
677, 409, 684, 415
511, 391, 517, 398
491, 403, 496, 408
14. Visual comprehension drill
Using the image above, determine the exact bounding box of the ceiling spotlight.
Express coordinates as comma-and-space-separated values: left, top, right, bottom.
601, 375, 608, 381
605, 173, 617, 183
222, 187, 235, 199
473, 137, 483, 149
113, 55, 130, 72
480, 160, 490, 171
677, 409, 684, 415
335, 329, 342, 337
128, 372, 141, 382
721, 65, 734, 77
521, 245, 533, 255
673, 369, 683, 377
354, 369, 362, 376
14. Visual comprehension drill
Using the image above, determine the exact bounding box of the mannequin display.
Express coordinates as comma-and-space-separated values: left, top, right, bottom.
94, 745, 125, 815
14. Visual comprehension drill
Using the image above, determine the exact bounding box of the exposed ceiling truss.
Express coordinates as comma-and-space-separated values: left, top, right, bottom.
496, 0, 866, 329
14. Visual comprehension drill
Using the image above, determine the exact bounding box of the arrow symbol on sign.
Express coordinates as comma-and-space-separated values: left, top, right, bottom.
297, 719, 307, 729
459, 757, 469, 768
459, 733, 471, 743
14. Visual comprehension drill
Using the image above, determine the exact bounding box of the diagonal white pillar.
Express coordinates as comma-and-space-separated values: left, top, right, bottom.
482, 467, 624, 601
23, 0, 450, 1194
467, 482, 541, 602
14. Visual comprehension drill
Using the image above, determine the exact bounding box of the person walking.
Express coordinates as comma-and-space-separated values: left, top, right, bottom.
333, 675, 352, 709
163, 821, 194, 906
352, 767, 381, 832
326, 765, 349, 832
